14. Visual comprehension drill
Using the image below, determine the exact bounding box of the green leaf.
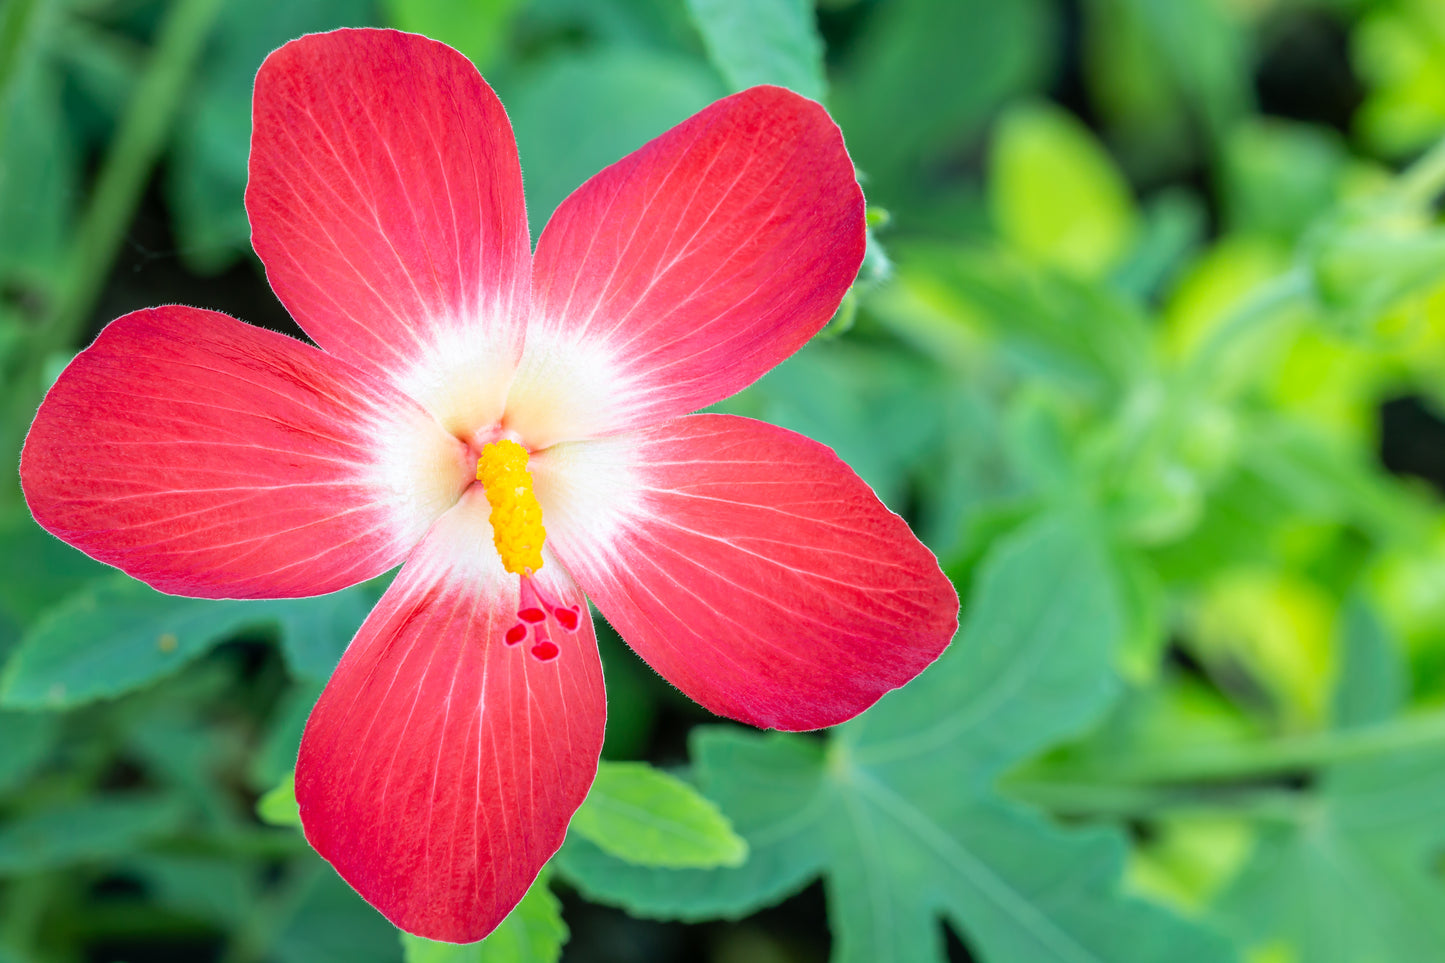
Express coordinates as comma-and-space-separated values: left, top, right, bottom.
1, 575, 275, 709
558, 733, 828, 920
505, 49, 724, 230
257, 772, 301, 828
831, 0, 1050, 219
401, 871, 567, 963
0, 795, 185, 875
1221, 119, 1348, 244
571, 761, 746, 869
714, 339, 949, 511
560, 516, 1234, 962
274, 866, 405, 963
685, 0, 825, 100
249, 681, 323, 791
0, 511, 107, 626
0, 709, 58, 792
128, 853, 256, 928
0, 574, 301, 709
0, 15, 75, 285
989, 102, 1139, 278
1111, 188, 1206, 299
1214, 600, 1445, 963
1082, 0, 1251, 158
1, 575, 373, 709
382, 0, 522, 69
269, 585, 372, 683
884, 242, 1152, 400
167, 0, 374, 274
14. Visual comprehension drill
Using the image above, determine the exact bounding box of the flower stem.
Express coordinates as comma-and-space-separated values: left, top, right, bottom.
39, 0, 223, 357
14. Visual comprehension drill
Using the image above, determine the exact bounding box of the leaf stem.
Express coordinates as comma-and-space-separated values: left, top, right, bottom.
39, 0, 223, 357
0, 0, 40, 104
1181, 266, 1313, 386
1395, 134, 1445, 209
1039, 709, 1445, 786
1004, 779, 1303, 823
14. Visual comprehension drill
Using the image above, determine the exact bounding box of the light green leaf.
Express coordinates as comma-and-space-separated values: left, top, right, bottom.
506, 49, 724, 230
989, 102, 1138, 278
0, 575, 277, 709
0, 795, 185, 875
571, 761, 746, 869
257, 772, 301, 829
559, 516, 1233, 962
685, 0, 825, 100
382, 0, 522, 69
401, 871, 567, 963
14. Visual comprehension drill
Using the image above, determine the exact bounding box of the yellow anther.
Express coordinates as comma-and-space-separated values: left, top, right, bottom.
476, 439, 546, 575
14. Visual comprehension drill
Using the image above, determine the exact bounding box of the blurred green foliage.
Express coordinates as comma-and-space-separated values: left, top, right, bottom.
4, 0, 1445, 961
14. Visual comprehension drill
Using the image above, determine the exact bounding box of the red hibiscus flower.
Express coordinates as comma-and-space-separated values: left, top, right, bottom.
20, 29, 957, 943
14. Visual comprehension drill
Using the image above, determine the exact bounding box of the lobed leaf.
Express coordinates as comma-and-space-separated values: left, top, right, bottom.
560, 514, 1235, 962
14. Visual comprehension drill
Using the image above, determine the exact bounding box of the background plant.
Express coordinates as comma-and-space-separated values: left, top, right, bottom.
3, 0, 1445, 961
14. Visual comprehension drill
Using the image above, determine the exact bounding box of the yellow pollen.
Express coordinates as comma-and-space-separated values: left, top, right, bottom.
476, 439, 546, 575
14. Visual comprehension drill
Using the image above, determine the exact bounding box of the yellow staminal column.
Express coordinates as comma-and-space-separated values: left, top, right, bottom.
476, 439, 546, 575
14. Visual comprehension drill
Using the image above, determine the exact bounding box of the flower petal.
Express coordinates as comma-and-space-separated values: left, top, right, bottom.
247, 29, 530, 436
512, 86, 865, 447
535, 414, 957, 731
20, 306, 469, 599
297, 491, 604, 942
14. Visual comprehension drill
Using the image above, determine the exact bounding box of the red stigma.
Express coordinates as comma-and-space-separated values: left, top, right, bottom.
503, 576, 582, 661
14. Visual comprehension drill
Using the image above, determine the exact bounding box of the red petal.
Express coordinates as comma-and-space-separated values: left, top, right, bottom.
297, 492, 604, 942
538, 414, 956, 731
514, 86, 865, 446
247, 29, 530, 435
21, 307, 468, 599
